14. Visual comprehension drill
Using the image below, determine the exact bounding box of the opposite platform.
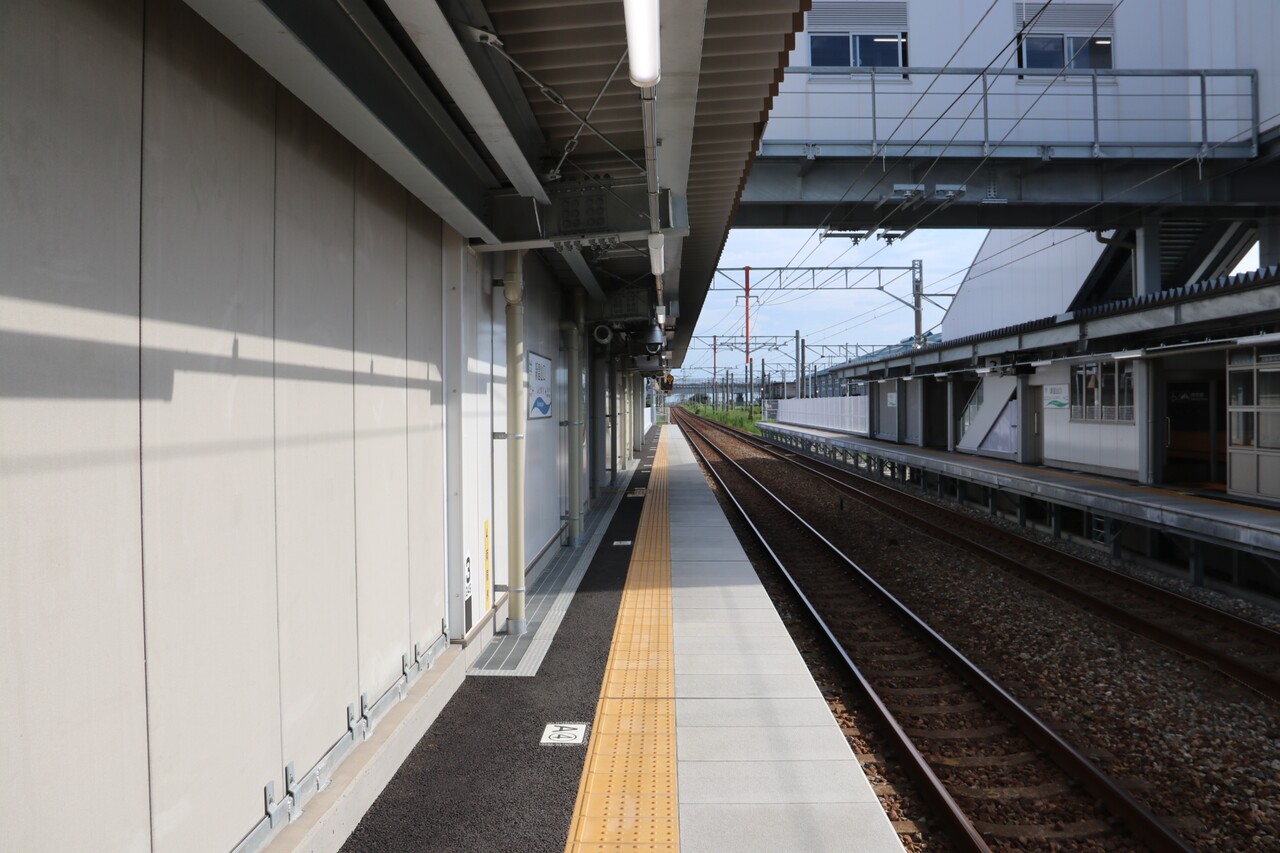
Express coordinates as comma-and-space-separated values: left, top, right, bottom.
761, 420, 1280, 560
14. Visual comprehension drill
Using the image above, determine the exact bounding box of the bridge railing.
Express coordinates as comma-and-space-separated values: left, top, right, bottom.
762, 66, 1258, 160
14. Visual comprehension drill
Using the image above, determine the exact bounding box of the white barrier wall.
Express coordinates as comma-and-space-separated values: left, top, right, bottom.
777, 396, 870, 435
0, 1, 501, 849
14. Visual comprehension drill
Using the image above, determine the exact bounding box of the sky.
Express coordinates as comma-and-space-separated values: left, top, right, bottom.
677, 227, 988, 382
677, 230, 1263, 388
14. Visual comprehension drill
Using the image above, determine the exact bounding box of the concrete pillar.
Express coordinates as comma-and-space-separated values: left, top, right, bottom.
1136, 360, 1154, 485
945, 380, 956, 452
1017, 375, 1034, 463
633, 374, 644, 454
1259, 216, 1280, 268
1134, 216, 1162, 296
503, 251, 528, 636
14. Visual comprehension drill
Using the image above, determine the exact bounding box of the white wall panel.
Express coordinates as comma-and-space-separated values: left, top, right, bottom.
0, 1, 152, 849
442, 229, 471, 634
406, 201, 448, 647
274, 92, 359, 770
354, 158, 412, 697
471, 251, 496, 613
944, 230, 1103, 341
138, 3, 281, 850
522, 258, 565, 554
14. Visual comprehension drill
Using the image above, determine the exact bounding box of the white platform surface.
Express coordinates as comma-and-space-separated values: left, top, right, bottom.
665, 427, 905, 853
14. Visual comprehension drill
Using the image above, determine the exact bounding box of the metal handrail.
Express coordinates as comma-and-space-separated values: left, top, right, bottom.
766, 66, 1259, 160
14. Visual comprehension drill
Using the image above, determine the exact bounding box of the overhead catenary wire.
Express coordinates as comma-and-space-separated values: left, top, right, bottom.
699, 1, 1267, 374
745, 1, 1055, 313
921, 110, 1280, 295
770, 0, 1012, 276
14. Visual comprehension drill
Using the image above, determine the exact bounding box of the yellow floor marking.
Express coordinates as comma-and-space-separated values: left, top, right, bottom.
566, 431, 678, 852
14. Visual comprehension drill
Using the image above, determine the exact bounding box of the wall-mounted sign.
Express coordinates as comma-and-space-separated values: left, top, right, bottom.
886, 392, 898, 408
528, 351, 552, 419
1044, 384, 1069, 409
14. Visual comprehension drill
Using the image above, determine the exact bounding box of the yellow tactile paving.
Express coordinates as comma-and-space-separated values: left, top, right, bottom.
566, 431, 679, 853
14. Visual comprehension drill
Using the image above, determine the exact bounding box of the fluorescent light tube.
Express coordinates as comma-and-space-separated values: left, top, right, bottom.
623, 0, 661, 87
648, 232, 665, 276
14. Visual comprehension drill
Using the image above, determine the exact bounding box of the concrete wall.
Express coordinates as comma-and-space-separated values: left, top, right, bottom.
521, 259, 567, 556
0, 0, 552, 849
1, 3, 151, 851
777, 395, 870, 434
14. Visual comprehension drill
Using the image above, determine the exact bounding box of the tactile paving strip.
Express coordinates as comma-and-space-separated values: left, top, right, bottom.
566, 432, 678, 852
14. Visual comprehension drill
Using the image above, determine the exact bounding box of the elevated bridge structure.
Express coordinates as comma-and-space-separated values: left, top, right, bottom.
739, 66, 1280, 233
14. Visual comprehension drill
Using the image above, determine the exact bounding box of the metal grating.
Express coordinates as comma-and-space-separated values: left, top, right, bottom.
1016, 1, 1116, 34
807, 1, 908, 31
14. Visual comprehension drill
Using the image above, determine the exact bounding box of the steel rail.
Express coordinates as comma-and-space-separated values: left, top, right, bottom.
674, 408, 1195, 853
712, 416, 1280, 701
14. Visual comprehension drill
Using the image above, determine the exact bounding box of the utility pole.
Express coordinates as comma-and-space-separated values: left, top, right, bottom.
744, 265, 751, 370
801, 340, 808, 399
712, 334, 718, 410
912, 259, 924, 348
794, 330, 801, 399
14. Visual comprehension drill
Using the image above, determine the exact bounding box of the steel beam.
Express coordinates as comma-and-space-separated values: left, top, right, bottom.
737, 155, 1280, 231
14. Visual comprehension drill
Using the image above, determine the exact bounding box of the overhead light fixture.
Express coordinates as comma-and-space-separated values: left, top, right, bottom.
902, 375, 915, 381
1095, 39, 1112, 45
976, 367, 995, 375
647, 232, 665, 276
1029, 359, 1053, 367
873, 37, 900, 43
1112, 350, 1144, 360
933, 372, 948, 378
655, 304, 667, 326
622, 0, 661, 87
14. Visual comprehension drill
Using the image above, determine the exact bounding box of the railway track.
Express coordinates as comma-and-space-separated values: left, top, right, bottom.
674, 408, 1193, 853
687, 410, 1280, 702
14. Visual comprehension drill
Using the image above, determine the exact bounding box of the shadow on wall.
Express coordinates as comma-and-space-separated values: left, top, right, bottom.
0, 329, 445, 400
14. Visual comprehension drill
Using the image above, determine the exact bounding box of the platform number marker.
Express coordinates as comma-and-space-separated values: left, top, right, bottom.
541, 723, 588, 746
613, 540, 633, 546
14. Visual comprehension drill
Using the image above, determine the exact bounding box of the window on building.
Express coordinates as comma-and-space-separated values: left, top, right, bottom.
810, 32, 908, 68
1069, 360, 1133, 422
1015, 1, 1115, 72
1021, 34, 1113, 70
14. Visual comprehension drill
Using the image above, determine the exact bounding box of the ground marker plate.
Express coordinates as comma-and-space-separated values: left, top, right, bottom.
613, 540, 633, 546
541, 723, 588, 745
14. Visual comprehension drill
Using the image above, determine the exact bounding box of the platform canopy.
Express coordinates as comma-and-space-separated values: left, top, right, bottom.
183, 0, 808, 366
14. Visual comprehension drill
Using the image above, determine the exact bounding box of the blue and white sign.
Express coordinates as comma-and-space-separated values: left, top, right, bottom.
528, 351, 553, 419
1044, 384, 1069, 409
